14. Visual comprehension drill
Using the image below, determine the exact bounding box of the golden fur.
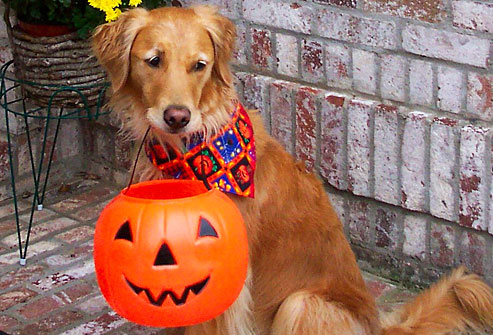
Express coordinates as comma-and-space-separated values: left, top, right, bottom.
92, 6, 493, 335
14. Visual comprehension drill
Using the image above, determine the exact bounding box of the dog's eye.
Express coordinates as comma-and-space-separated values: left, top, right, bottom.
146, 56, 160, 68
193, 60, 207, 72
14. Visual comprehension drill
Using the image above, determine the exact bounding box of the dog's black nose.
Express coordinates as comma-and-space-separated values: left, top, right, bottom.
163, 106, 191, 130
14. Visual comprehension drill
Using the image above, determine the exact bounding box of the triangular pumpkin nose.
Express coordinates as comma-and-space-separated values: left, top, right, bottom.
154, 242, 177, 266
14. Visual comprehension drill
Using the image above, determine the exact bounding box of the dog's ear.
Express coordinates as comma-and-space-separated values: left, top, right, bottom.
194, 5, 236, 87
92, 8, 149, 93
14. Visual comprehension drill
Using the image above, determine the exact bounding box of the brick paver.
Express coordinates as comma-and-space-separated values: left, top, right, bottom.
0, 178, 480, 334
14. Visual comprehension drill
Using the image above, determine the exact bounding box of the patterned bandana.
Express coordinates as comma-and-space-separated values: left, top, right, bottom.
145, 102, 256, 198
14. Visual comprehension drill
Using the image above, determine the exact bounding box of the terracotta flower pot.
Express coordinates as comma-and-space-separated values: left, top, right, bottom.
17, 21, 74, 37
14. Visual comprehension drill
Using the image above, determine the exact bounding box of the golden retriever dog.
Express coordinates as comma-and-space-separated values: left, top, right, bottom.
92, 5, 493, 335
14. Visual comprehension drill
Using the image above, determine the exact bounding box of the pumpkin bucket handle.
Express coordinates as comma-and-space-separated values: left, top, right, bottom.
124, 126, 151, 195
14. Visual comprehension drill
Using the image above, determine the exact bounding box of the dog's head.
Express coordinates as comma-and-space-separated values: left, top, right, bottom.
92, 6, 236, 137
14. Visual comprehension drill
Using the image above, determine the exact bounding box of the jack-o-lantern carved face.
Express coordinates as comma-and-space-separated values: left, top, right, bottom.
94, 180, 249, 327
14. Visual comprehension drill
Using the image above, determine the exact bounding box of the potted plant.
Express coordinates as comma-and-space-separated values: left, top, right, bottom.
3, 0, 172, 38
1, 0, 170, 107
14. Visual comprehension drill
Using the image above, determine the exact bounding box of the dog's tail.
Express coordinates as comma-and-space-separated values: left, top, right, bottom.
382, 267, 493, 335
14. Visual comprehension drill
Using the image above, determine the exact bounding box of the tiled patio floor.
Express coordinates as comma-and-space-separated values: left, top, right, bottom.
0, 175, 470, 334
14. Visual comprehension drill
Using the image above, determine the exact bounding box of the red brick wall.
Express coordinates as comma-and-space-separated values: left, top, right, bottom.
178, 0, 493, 286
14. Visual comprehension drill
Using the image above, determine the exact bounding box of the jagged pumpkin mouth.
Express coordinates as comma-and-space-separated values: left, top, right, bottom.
124, 275, 210, 306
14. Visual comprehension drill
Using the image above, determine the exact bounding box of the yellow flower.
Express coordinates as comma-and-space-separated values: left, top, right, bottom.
105, 8, 122, 22
89, 0, 141, 22
88, 0, 103, 9
101, 0, 121, 11
89, 0, 122, 11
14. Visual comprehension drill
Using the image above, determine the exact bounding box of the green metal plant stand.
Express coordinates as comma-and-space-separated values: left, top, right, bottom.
0, 60, 110, 266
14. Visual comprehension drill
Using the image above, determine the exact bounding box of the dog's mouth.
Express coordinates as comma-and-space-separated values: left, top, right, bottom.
124, 275, 210, 306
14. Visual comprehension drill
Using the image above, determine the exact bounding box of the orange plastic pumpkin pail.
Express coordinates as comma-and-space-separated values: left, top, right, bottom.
93, 180, 249, 327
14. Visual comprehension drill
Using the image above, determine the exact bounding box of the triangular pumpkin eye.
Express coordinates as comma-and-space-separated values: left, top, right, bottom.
115, 221, 133, 242
198, 217, 218, 238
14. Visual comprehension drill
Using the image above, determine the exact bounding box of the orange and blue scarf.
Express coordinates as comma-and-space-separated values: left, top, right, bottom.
145, 102, 256, 198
